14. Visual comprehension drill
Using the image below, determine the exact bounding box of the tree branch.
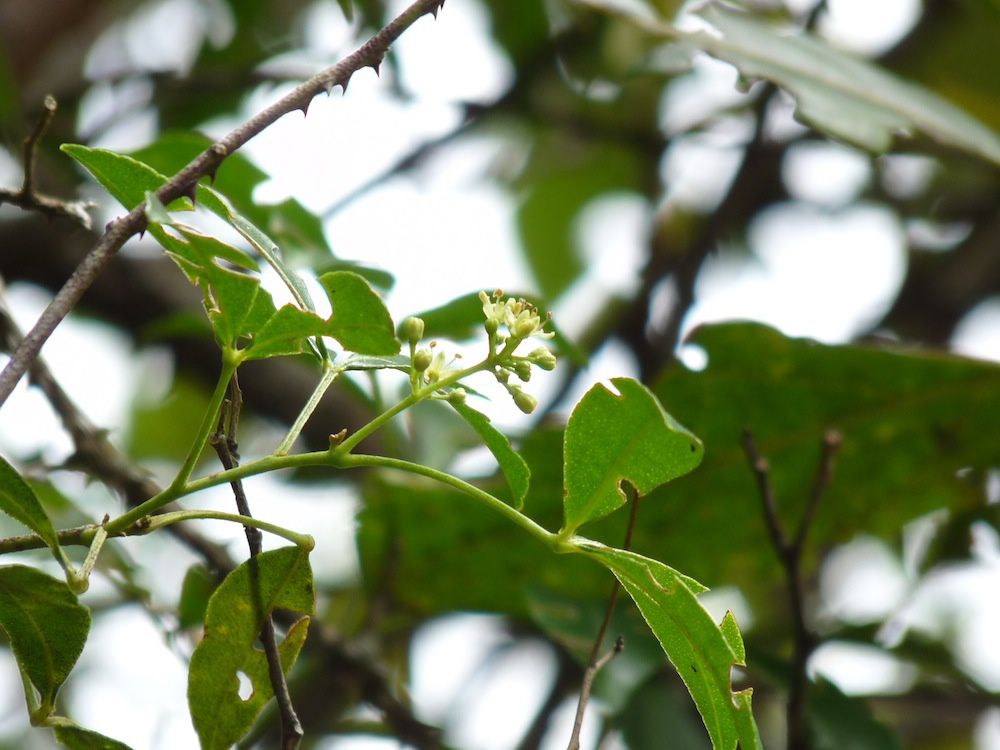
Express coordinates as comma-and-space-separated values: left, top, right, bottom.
0, 0, 448, 408
0, 95, 94, 228
740, 428, 841, 750
211, 374, 303, 750
565, 486, 639, 750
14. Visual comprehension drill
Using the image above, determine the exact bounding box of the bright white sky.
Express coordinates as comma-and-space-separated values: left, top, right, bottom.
4, 0, 1000, 748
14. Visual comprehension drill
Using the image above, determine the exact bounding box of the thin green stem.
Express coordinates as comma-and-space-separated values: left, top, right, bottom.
335, 453, 558, 548
276, 363, 342, 455
145, 510, 314, 549
172, 355, 239, 489
335, 358, 490, 455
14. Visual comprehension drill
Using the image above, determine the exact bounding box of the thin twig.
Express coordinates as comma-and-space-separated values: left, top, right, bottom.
211, 375, 303, 750
0, 95, 94, 228
565, 486, 640, 750
740, 429, 841, 750
0, 0, 448, 409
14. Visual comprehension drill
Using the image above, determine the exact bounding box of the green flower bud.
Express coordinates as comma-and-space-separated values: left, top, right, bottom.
400, 316, 425, 344
510, 386, 538, 415
529, 347, 557, 371
514, 360, 532, 382
413, 349, 433, 372
484, 317, 499, 335
447, 388, 467, 405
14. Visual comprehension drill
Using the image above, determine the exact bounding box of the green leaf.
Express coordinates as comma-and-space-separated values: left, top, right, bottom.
0, 456, 69, 569
319, 271, 400, 355
561, 377, 703, 535
59, 145, 190, 212
188, 547, 314, 750
50, 719, 134, 750
582, 545, 760, 750
451, 402, 531, 509
0, 566, 91, 721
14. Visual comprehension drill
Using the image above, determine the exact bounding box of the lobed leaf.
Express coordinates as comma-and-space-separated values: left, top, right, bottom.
450, 402, 531, 509
319, 271, 400, 355
561, 377, 703, 535
188, 546, 314, 750
0, 566, 90, 721
582, 545, 760, 750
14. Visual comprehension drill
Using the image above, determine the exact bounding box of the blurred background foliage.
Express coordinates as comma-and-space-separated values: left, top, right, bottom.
2, 0, 1000, 748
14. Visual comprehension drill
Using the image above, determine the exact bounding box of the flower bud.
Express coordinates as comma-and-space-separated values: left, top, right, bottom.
447, 388, 467, 405
514, 360, 532, 382
510, 386, 538, 415
413, 349, 432, 372
400, 316, 425, 344
529, 347, 557, 371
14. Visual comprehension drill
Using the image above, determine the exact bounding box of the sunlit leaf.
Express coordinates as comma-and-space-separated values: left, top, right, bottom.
582, 545, 761, 750
0, 566, 90, 722
451, 402, 531, 509
561, 377, 703, 535
319, 271, 400, 355
188, 547, 314, 750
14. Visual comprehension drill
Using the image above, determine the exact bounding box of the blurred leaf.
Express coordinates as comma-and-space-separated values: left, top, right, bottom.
178, 564, 216, 630
636, 322, 1000, 616
188, 547, 313, 750
809, 679, 901, 750
619, 677, 711, 750
526, 588, 664, 712
0, 566, 90, 721
583, 546, 761, 749
451, 402, 531, 509
50, 719, 133, 750
319, 271, 400, 355
562, 378, 703, 535
357, 465, 606, 618
59, 145, 191, 212
516, 136, 643, 300
688, 4, 1000, 164
126, 374, 209, 462
884, 2, 1000, 131
0, 457, 69, 569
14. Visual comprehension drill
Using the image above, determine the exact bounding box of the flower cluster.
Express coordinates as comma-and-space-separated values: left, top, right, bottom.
479, 290, 557, 414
